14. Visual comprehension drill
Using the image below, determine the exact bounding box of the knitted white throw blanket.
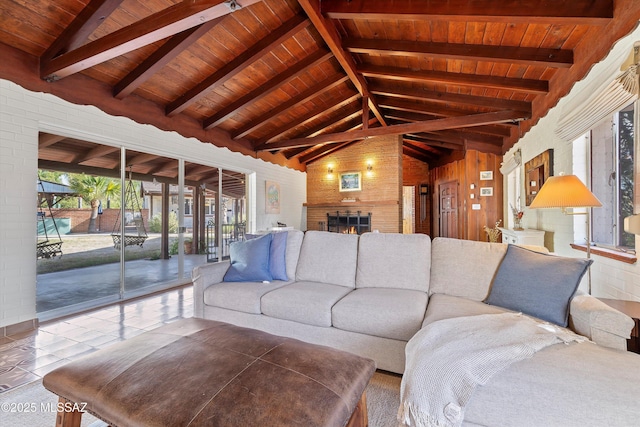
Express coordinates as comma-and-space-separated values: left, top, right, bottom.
398, 313, 587, 427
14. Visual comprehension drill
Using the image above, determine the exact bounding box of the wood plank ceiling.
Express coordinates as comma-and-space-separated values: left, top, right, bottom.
1, 0, 638, 170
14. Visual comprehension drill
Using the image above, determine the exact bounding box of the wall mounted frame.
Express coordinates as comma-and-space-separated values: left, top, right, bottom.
525, 149, 553, 206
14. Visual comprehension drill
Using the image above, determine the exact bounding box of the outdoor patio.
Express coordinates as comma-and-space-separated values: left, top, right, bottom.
36, 233, 207, 319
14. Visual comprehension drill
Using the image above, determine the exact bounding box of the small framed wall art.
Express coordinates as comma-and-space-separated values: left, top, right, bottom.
524, 149, 553, 205
265, 181, 280, 214
339, 172, 362, 192
479, 171, 493, 180
480, 187, 494, 197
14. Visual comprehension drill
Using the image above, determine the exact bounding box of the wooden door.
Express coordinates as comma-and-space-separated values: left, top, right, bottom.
402, 186, 415, 234
439, 181, 458, 238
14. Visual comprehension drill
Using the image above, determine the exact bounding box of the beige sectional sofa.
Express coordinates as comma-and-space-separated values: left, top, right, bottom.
193, 231, 640, 426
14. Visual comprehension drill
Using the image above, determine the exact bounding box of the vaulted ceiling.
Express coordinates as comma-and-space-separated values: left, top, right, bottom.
1, 0, 639, 170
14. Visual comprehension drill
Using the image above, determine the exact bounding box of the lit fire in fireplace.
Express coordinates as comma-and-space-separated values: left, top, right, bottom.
343, 226, 358, 234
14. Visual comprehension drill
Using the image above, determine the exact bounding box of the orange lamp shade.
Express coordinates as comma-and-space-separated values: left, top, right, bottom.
529, 175, 602, 209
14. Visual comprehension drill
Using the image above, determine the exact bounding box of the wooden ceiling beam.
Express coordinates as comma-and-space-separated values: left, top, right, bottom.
73, 145, 119, 164
284, 118, 362, 159
257, 92, 361, 145
384, 109, 438, 123
466, 141, 504, 155
404, 134, 463, 151
321, 0, 613, 25
378, 97, 515, 133
202, 49, 334, 130
186, 164, 216, 177
42, 0, 263, 81
428, 129, 502, 146
147, 160, 178, 176
304, 106, 362, 139
126, 153, 160, 167
256, 110, 524, 151
403, 131, 463, 146
347, 39, 572, 68
385, 110, 507, 143
358, 64, 548, 94
407, 127, 502, 147
402, 140, 438, 157
38, 160, 191, 186
383, 110, 511, 137
41, 0, 124, 63
284, 117, 380, 163
274, 106, 361, 158
299, 141, 360, 164
297, 0, 387, 126
402, 146, 433, 164
114, 18, 224, 99
232, 69, 345, 139
38, 134, 66, 149
167, 14, 309, 116
369, 82, 532, 115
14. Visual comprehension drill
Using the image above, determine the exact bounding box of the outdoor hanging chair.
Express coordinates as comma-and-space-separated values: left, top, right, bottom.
37, 174, 63, 259
112, 169, 148, 249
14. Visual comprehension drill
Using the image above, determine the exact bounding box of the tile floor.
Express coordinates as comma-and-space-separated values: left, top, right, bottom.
0, 285, 193, 393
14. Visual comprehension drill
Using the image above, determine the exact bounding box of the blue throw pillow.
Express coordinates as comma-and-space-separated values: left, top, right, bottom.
269, 231, 288, 281
244, 231, 289, 281
223, 233, 272, 282
485, 245, 592, 327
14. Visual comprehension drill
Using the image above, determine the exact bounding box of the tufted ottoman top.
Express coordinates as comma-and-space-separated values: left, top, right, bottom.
43, 318, 376, 427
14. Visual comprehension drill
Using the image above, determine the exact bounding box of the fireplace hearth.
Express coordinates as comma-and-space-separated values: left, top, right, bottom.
323, 211, 372, 234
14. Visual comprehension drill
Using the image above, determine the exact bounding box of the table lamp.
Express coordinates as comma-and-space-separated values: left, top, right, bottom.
529, 174, 602, 294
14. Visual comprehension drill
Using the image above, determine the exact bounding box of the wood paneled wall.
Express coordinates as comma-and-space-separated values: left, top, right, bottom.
430, 150, 503, 241
403, 154, 431, 236
306, 135, 403, 232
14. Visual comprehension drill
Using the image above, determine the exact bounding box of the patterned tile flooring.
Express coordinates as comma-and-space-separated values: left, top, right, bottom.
0, 285, 193, 393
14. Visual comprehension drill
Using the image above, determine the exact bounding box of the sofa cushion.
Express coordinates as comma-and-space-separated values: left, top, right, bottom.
485, 244, 592, 327
223, 233, 272, 282
269, 231, 288, 281
332, 288, 428, 341
295, 231, 359, 287
463, 340, 640, 427
261, 281, 353, 327
423, 294, 510, 327
430, 237, 508, 301
245, 230, 303, 281
356, 233, 431, 292
203, 281, 291, 314
284, 230, 304, 281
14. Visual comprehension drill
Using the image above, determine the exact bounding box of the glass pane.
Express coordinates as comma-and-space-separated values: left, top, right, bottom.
37, 135, 122, 320
184, 163, 246, 264
591, 120, 615, 245
123, 150, 183, 296
618, 104, 635, 248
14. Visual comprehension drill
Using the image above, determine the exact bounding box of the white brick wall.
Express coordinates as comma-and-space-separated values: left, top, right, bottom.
0, 79, 307, 328
506, 25, 640, 301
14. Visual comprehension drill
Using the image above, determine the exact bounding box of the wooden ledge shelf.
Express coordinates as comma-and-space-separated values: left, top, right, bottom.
304, 200, 399, 208
570, 243, 637, 264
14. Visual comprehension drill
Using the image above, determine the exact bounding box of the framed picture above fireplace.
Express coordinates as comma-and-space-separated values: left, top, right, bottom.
339, 172, 361, 192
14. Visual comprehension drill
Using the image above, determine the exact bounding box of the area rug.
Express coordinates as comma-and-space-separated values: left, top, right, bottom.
0, 371, 402, 427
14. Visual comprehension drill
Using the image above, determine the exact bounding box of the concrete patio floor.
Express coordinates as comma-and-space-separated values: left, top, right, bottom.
36, 254, 208, 321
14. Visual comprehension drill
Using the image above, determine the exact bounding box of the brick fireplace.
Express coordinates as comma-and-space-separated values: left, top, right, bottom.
304, 134, 403, 233
322, 211, 372, 234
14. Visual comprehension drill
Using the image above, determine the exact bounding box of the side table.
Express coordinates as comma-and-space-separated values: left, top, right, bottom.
597, 298, 640, 354
498, 228, 545, 247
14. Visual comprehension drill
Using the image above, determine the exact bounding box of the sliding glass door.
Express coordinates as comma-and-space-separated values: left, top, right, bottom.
37, 135, 247, 320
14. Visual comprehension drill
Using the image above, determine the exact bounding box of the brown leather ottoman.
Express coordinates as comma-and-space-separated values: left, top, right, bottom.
43, 318, 376, 427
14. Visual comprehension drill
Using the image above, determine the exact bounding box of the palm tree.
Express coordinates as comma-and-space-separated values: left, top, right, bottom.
70, 175, 120, 233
